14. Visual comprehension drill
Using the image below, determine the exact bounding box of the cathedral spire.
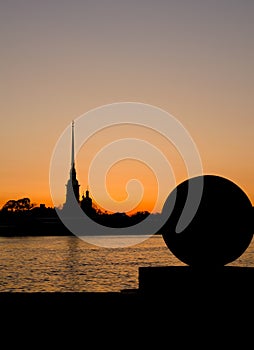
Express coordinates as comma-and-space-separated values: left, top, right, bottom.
70, 120, 77, 180
64, 120, 80, 207
71, 120, 75, 168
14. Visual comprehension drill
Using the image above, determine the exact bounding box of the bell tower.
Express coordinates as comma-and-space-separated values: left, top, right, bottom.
64, 121, 80, 208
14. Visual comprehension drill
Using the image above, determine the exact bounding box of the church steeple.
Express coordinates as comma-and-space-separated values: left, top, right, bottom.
64, 121, 80, 207
69, 120, 77, 182
71, 120, 75, 170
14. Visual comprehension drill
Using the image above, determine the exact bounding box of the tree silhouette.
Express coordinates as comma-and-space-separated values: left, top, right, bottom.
1, 198, 35, 212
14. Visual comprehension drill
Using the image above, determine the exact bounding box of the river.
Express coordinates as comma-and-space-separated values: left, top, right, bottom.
0, 234, 253, 292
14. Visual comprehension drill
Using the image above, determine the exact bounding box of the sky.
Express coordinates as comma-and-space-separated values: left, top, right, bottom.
0, 0, 254, 214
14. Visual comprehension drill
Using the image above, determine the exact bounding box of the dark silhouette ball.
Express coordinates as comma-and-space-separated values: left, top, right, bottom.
161, 175, 254, 267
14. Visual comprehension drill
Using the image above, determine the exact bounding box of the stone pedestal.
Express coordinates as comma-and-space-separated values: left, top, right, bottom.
138, 265, 254, 299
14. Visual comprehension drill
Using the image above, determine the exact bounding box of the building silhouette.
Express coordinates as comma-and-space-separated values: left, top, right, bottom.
80, 188, 95, 216
63, 121, 94, 214
63, 121, 81, 209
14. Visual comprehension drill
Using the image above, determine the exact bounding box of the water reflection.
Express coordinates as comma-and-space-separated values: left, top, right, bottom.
0, 235, 253, 292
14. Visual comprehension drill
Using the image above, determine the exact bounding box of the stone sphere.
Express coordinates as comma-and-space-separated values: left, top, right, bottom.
161, 175, 254, 267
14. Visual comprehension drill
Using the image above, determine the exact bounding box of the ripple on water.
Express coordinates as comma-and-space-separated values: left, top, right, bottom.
0, 235, 253, 291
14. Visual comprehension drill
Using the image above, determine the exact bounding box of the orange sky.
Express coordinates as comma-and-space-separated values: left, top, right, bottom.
0, 1, 254, 213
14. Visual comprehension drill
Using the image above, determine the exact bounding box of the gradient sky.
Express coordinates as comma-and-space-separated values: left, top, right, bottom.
0, 0, 254, 213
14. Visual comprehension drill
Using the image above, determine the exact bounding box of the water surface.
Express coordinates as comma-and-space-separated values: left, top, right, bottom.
0, 235, 253, 292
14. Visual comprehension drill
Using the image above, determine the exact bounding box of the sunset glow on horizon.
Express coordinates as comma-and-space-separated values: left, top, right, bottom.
1, 1, 254, 213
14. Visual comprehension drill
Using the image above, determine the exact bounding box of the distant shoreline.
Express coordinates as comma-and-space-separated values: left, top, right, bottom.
0, 230, 161, 238
0, 207, 162, 237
